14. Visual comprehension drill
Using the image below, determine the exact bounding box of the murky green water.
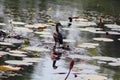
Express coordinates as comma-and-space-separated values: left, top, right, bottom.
0, 0, 120, 80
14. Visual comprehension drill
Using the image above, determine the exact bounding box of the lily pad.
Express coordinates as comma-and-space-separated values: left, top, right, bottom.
5, 60, 33, 65
8, 53, 27, 57
73, 18, 88, 22
93, 38, 113, 42
68, 54, 92, 60
78, 74, 107, 80
97, 61, 107, 64
13, 27, 33, 32
90, 30, 106, 34
23, 46, 50, 52
34, 31, 51, 35
0, 51, 10, 55
0, 42, 13, 46
78, 44, 96, 49
74, 63, 100, 70
92, 56, 117, 62
23, 58, 42, 62
39, 35, 53, 38
52, 77, 82, 80
0, 23, 6, 26
108, 62, 120, 66
0, 65, 21, 71
108, 31, 120, 35
9, 50, 27, 54
62, 28, 78, 31
77, 28, 90, 32
34, 23, 50, 27
25, 24, 35, 28
82, 43, 99, 46
60, 21, 96, 27
11, 21, 26, 25
4, 38, 24, 44
105, 24, 120, 29
42, 41, 55, 44
74, 21, 97, 27
63, 39, 76, 43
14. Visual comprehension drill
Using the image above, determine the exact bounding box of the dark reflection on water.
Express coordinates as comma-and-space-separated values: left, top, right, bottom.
2, 0, 50, 23
99, 38, 120, 57
81, 0, 120, 14
80, 31, 120, 57
0, 0, 120, 80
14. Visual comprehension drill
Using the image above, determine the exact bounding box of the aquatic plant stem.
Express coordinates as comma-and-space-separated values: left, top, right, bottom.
65, 59, 74, 80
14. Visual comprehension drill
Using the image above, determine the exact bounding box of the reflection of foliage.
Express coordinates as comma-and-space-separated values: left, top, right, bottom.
112, 73, 120, 80
97, 69, 104, 73
3, 0, 120, 23
4, 0, 50, 23
81, 0, 120, 14
88, 48, 99, 56
0, 58, 4, 64
56, 0, 120, 15
5, 0, 19, 9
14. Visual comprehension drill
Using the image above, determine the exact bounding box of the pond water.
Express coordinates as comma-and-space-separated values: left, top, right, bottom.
0, 0, 120, 80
